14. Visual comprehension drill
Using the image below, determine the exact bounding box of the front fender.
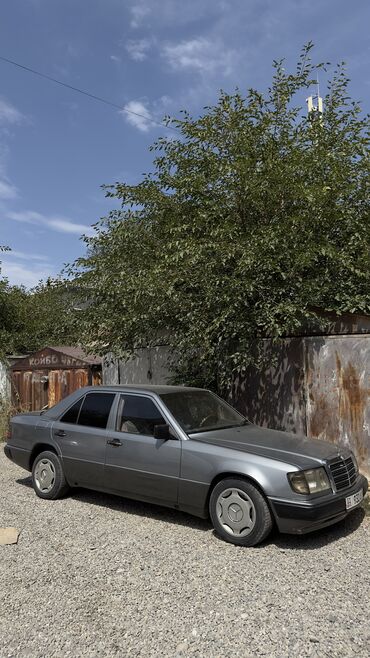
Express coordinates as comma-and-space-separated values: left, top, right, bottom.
179, 440, 299, 518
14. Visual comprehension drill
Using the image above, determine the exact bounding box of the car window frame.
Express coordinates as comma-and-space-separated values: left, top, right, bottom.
59, 395, 86, 425
113, 392, 182, 440
58, 392, 116, 430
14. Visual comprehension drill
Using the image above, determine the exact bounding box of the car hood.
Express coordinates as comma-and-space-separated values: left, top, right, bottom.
189, 424, 346, 467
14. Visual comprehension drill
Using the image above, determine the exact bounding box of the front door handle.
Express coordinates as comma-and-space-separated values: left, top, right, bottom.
55, 430, 66, 437
107, 438, 122, 447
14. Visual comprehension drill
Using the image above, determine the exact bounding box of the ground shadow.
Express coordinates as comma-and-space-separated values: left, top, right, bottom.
16, 475, 211, 533
268, 506, 366, 550
16, 475, 366, 549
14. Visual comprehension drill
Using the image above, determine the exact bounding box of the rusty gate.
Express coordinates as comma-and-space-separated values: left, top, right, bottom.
305, 336, 370, 476
231, 335, 370, 477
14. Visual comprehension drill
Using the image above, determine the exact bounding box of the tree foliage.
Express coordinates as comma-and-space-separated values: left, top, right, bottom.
0, 271, 78, 358
71, 44, 370, 390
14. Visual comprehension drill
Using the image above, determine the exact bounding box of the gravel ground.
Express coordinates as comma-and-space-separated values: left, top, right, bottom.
1, 450, 369, 658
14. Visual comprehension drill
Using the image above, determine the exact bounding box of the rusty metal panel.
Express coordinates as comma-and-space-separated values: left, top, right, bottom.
11, 366, 93, 411
31, 371, 48, 410
231, 338, 307, 435
305, 335, 370, 477
23, 372, 32, 411
92, 369, 102, 386
72, 369, 89, 391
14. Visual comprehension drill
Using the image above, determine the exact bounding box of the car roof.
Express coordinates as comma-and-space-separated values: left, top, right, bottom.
42, 384, 208, 419
79, 384, 206, 395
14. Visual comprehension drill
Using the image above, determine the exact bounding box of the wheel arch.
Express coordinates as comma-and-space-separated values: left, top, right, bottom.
206, 471, 275, 522
29, 443, 59, 470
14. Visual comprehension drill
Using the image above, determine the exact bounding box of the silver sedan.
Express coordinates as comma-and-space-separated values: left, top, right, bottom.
4, 385, 368, 546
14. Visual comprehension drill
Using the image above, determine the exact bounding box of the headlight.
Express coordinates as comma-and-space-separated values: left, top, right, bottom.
288, 467, 331, 495
351, 452, 359, 474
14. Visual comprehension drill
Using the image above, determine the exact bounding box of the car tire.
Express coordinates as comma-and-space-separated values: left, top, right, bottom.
31, 450, 70, 500
209, 476, 273, 547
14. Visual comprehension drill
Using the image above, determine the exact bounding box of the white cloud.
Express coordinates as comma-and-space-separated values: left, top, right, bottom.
0, 179, 18, 200
110, 54, 121, 63
47, 217, 94, 235
120, 96, 173, 133
130, 3, 150, 28
6, 210, 94, 236
0, 98, 23, 125
0, 261, 55, 288
128, 0, 220, 30
6, 210, 44, 224
161, 37, 235, 75
125, 38, 153, 62
1, 249, 49, 262
121, 100, 154, 132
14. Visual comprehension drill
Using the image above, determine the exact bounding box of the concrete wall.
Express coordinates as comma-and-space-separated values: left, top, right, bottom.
0, 361, 10, 402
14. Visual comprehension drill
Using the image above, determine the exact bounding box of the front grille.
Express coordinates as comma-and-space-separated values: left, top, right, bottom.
328, 455, 357, 491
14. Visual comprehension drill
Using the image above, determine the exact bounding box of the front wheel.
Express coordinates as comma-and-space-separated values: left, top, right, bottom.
32, 451, 70, 500
209, 477, 273, 547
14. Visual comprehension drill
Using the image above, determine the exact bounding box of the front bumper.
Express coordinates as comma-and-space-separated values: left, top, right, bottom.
270, 474, 368, 535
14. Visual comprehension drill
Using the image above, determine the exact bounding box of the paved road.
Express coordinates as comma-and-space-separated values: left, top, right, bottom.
1, 450, 369, 658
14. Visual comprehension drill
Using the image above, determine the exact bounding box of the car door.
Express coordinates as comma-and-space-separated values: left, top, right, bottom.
104, 393, 182, 506
52, 391, 116, 489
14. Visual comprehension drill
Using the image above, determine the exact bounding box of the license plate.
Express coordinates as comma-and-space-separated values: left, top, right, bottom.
345, 489, 363, 510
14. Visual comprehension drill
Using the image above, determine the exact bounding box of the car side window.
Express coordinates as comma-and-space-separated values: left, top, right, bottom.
117, 395, 165, 436
60, 398, 84, 424
77, 393, 115, 429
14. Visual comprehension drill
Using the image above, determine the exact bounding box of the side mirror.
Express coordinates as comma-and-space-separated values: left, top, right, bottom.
154, 424, 171, 441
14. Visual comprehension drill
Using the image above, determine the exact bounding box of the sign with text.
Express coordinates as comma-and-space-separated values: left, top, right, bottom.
12, 349, 91, 370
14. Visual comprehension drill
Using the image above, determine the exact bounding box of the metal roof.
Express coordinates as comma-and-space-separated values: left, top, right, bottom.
47, 346, 101, 365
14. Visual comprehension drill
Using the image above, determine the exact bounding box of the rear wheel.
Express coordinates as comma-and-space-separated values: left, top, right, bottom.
209, 477, 273, 547
32, 451, 70, 500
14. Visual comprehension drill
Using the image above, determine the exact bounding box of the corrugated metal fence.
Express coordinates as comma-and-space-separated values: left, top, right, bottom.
104, 336, 370, 477
231, 335, 370, 477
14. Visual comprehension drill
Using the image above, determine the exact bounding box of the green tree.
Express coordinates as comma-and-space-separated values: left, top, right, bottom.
0, 247, 19, 357
71, 44, 370, 390
0, 268, 79, 358
13, 279, 81, 353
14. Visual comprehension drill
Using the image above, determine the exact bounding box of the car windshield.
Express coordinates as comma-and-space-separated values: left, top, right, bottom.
160, 390, 247, 433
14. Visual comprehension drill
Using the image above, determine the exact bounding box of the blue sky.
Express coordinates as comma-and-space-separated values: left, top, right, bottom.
0, 0, 369, 287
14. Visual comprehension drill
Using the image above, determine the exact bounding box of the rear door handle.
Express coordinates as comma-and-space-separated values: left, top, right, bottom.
55, 430, 66, 437
107, 438, 122, 447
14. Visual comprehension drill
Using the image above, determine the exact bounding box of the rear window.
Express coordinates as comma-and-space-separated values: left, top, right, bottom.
60, 398, 84, 424
77, 393, 115, 429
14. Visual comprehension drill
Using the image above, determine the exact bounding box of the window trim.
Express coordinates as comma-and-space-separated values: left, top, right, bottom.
115, 392, 180, 440
59, 395, 86, 425
59, 392, 116, 430
77, 392, 116, 430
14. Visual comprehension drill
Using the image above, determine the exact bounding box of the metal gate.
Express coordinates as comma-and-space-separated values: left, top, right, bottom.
305, 335, 370, 476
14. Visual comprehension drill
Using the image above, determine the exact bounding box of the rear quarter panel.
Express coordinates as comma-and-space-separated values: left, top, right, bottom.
9, 415, 56, 470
